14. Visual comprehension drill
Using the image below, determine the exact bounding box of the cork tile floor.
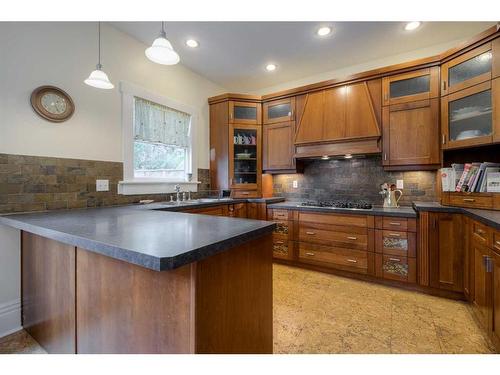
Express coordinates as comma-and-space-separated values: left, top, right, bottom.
0, 264, 494, 354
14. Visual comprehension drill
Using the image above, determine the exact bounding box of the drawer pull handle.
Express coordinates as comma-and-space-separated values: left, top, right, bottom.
241, 192, 250, 195
389, 258, 401, 262
347, 236, 357, 240
388, 233, 401, 237
476, 228, 485, 234
306, 231, 316, 235
389, 222, 401, 226
305, 252, 315, 257
347, 259, 357, 263
496, 240, 500, 245
463, 198, 475, 202
275, 241, 284, 245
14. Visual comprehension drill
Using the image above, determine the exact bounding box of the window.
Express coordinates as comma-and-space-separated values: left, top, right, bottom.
133, 98, 191, 180
119, 82, 199, 195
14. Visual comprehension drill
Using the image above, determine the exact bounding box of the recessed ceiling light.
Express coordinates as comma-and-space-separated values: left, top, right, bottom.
404, 21, 421, 31
265, 63, 277, 72
317, 26, 332, 36
186, 39, 199, 48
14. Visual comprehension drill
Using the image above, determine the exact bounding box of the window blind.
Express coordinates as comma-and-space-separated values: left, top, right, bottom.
134, 97, 191, 148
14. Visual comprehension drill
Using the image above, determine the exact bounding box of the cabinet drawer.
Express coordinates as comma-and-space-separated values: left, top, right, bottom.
299, 212, 372, 228
382, 217, 408, 231
272, 235, 293, 260
232, 190, 259, 199
448, 194, 494, 209
375, 230, 416, 258
375, 254, 416, 284
272, 220, 292, 239
271, 209, 291, 221
298, 243, 370, 274
471, 220, 492, 245
299, 224, 368, 250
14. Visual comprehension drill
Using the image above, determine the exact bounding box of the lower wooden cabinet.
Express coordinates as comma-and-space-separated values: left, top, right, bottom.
471, 242, 490, 329
491, 248, 500, 349
375, 254, 416, 283
247, 202, 267, 220
227, 203, 247, 218
429, 213, 464, 292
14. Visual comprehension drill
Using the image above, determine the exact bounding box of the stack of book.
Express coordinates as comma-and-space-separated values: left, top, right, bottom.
441, 162, 500, 193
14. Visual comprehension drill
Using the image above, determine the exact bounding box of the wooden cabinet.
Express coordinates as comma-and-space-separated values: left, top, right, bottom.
491, 247, 500, 349
210, 98, 262, 196
266, 208, 294, 260
294, 80, 381, 146
229, 101, 261, 125
429, 213, 464, 292
441, 80, 499, 149
382, 67, 439, 106
263, 121, 295, 171
247, 202, 267, 220
471, 242, 490, 329
227, 203, 247, 218
229, 123, 262, 191
382, 98, 440, 169
441, 43, 495, 96
263, 97, 295, 124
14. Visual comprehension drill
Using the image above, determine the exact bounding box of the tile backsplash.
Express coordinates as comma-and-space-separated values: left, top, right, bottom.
273, 156, 437, 206
0, 153, 210, 214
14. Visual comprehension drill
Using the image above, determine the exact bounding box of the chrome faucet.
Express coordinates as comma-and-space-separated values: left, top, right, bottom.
175, 185, 181, 202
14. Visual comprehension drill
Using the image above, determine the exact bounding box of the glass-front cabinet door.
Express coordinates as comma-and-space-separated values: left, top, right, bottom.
442, 81, 495, 149
228, 101, 261, 125
229, 123, 262, 190
441, 43, 493, 96
263, 97, 295, 124
382, 67, 439, 106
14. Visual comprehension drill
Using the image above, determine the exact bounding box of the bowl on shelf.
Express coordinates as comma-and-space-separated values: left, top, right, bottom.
236, 153, 252, 159
455, 129, 483, 140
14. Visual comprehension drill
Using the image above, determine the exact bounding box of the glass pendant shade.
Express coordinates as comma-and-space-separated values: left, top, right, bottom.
145, 36, 180, 65
84, 65, 114, 89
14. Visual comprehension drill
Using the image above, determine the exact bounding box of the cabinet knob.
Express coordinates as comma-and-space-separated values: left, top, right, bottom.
442, 81, 447, 91
442, 134, 446, 145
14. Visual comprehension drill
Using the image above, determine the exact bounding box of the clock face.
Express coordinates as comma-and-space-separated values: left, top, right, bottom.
31, 86, 75, 123
41, 93, 67, 115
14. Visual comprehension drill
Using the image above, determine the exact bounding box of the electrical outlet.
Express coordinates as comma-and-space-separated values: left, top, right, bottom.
96, 179, 109, 192
396, 179, 404, 189
292, 180, 298, 188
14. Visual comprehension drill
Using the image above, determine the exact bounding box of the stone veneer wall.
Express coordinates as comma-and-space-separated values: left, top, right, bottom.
273, 156, 437, 206
0, 153, 210, 214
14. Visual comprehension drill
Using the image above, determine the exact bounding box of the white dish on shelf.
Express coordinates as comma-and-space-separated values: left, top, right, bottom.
455, 129, 483, 140
236, 153, 252, 159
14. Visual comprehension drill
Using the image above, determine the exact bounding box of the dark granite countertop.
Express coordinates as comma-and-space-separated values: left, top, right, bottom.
267, 201, 417, 218
0, 206, 275, 271
413, 202, 500, 230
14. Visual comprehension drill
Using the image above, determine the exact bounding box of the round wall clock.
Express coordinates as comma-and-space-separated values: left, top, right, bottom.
30, 86, 75, 123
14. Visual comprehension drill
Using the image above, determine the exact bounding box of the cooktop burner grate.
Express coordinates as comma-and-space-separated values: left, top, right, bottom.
300, 200, 373, 210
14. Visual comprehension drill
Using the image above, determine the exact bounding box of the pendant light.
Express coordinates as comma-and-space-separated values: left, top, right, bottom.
84, 22, 114, 90
145, 22, 180, 65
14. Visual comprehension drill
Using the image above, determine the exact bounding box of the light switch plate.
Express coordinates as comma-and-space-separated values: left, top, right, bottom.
396, 179, 404, 189
292, 180, 298, 188
96, 179, 109, 192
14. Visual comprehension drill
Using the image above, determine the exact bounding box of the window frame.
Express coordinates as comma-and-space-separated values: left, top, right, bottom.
119, 82, 200, 195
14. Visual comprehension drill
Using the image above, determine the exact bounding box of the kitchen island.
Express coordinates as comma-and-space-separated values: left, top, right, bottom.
0, 204, 275, 354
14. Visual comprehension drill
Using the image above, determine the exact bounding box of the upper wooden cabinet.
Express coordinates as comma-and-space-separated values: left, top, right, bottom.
382, 98, 440, 169
229, 101, 262, 125
429, 213, 464, 293
441, 79, 500, 149
229, 123, 262, 191
263, 121, 295, 171
441, 43, 498, 96
263, 97, 295, 124
382, 67, 439, 106
294, 80, 381, 145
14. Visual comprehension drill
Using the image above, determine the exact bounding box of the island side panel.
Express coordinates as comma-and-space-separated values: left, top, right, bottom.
194, 233, 273, 354
22, 232, 76, 354
76, 248, 195, 354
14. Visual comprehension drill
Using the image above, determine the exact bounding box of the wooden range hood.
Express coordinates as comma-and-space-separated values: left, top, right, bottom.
293, 79, 382, 159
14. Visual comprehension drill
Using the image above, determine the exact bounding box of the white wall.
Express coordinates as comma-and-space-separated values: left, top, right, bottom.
252, 38, 464, 95
0, 22, 227, 338
0, 225, 21, 338
0, 22, 227, 168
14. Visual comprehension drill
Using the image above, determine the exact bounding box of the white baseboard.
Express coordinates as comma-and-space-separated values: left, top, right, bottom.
0, 299, 21, 339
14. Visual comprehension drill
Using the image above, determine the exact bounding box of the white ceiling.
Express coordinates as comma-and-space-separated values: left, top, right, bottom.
111, 22, 496, 92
